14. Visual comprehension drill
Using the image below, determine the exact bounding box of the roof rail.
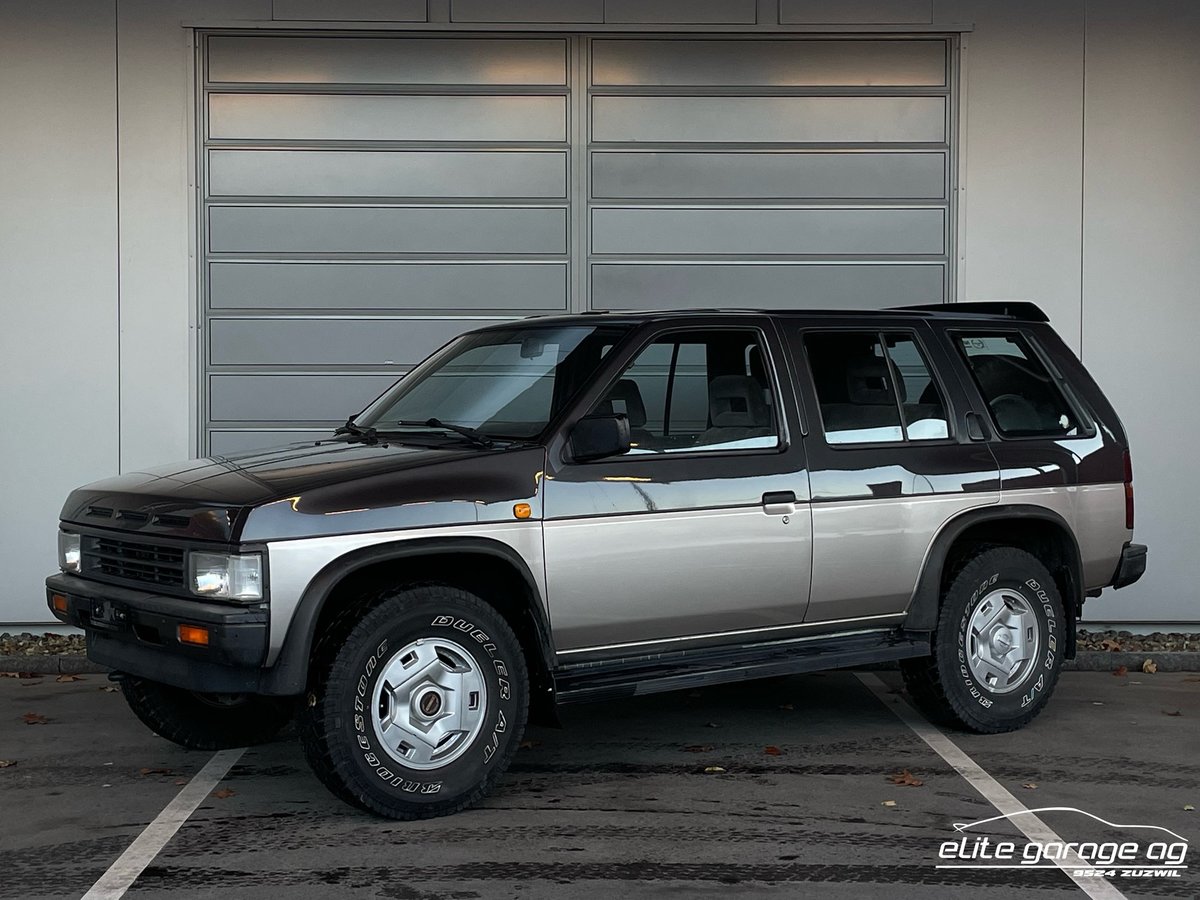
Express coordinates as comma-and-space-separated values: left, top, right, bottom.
893, 301, 1049, 322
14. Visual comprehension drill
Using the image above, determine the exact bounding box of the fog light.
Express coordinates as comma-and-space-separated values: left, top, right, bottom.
178, 624, 210, 647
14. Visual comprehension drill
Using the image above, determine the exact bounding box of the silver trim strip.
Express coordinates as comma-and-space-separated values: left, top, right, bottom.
557, 612, 905, 656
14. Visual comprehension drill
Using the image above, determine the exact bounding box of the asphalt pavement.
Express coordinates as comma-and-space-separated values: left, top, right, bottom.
1, 670, 1197, 899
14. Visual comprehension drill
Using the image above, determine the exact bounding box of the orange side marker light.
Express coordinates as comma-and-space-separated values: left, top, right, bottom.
513, 503, 532, 520
178, 624, 210, 647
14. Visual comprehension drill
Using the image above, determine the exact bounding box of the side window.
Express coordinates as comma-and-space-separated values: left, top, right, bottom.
955, 332, 1080, 437
804, 331, 949, 445
590, 330, 779, 454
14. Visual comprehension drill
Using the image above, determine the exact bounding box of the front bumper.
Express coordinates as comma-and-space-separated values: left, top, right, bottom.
46, 572, 269, 693
1111, 542, 1148, 589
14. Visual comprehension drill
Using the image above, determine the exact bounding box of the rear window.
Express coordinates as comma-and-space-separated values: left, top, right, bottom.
955, 332, 1081, 437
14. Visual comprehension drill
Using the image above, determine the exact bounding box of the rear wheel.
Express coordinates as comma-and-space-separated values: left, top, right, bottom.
299, 584, 529, 819
121, 677, 295, 750
901, 546, 1065, 733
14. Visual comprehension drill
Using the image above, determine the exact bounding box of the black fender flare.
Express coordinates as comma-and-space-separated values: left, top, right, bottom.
260, 536, 555, 696
903, 504, 1083, 656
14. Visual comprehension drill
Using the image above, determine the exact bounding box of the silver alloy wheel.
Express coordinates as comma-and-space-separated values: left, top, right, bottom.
966, 588, 1041, 694
370, 637, 488, 771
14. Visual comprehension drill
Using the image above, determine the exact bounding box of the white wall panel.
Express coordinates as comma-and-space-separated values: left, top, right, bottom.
0, 1, 119, 624
1076, 0, 1200, 623
954, 0, 1085, 350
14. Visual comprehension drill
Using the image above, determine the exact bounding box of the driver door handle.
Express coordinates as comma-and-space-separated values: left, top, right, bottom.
762, 491, 797, 515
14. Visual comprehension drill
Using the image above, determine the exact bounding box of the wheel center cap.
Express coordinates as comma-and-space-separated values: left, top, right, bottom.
418, 690, 442, 717
991, 628, 1013, 655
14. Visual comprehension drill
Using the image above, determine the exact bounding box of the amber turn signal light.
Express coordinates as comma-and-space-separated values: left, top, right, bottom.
178, 624, 210, 647
51, 594, 68, 613
513, 502, 532, 519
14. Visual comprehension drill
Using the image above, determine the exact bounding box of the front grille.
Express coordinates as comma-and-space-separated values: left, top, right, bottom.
83, 535, 186, 589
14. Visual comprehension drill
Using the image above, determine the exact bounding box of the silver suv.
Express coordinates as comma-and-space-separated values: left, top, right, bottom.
46, 303, 1146, 819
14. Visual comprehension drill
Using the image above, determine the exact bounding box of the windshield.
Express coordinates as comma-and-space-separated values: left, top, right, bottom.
355, 324, 629, 441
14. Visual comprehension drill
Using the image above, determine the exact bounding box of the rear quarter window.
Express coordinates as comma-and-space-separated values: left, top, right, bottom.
955, 332, 1082, 437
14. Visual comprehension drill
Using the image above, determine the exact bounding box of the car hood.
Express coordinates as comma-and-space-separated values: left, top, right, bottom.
60, 440, 546, 543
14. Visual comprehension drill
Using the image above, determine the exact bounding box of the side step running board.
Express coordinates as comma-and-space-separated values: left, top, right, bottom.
554, 628, 931, 704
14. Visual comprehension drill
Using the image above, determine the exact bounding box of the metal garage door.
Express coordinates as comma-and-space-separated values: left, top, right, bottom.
198, 33, 954, 454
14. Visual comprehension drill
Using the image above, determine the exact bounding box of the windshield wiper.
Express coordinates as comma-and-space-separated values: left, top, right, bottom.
392, 418, 495, 449
333, 417, 378, 445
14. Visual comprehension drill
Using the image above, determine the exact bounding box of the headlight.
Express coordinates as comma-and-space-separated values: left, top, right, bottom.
189, 551, 263, 601
58, 531, 81, 573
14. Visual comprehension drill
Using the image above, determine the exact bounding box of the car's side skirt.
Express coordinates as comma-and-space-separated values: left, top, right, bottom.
553, 627, 931, 704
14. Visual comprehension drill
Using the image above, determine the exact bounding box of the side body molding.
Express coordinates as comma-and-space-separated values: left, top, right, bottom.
903, 504, 1084, 656
263, 532, 553, 696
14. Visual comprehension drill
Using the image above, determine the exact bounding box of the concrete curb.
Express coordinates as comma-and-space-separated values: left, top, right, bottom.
0, 655, 109, 676
3, 651, 1199, 679
1064, 650, 1200, 672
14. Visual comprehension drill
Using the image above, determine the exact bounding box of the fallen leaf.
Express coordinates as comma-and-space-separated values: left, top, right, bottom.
99, 686, 119, 693
1, 672, 41, 679
139, 767, 176, 777
681, 744, 713, 753
1022, 782, 1038, 790
1162, 710, 1182, 717
1100, 638, 1121, 651
517, 740, 541, 750
778, 703, 795, 711
55, 673, 83, 683
0, 760, 16, 768
212, 788, 236, 799
887, 769, 924, 787
703, 766, 726, 774
1112, 665, 1128, 677
1184, 805, 1195, 811
21, 712, 49, 725
763, 745, 784, 756
882, 800, 897, 807
1142, 659, 1158, 674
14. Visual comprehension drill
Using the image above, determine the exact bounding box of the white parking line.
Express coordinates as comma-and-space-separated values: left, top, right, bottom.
81, 748, 246, 900
855, 673, 1127, 900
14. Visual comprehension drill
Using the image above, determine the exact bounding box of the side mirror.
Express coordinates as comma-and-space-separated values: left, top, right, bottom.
569, 414, 631, 462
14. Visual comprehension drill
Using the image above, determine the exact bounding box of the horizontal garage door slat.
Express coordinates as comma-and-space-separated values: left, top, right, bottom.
209, 262, 568, 311
592, 151, 945, 200
209, 94, 567, 143
210, 430, 335, 455
209, 375, 401, 422
209, 206, 568, 254
591, 207, 945, 255
209, 150, 568, 198
209, 318, 510, 367
592, 38, 946, 87
592, 263, 945, 309
208, 36, 568, 85
592, 96, 946, 144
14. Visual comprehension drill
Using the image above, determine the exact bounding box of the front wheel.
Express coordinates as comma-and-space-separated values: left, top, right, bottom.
299, 585, 529, 819
121, 677, 296, 750
901, 546, 1065, 733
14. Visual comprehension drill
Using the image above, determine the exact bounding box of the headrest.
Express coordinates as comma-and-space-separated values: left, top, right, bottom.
846, 358, 902, 405
606, 378, 647, 428
708, 375, 770, 428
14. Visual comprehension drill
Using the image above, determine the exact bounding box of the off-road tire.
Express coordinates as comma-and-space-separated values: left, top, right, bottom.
299, 585, 529, 820
901, 547, 1065, 733
121, 677, 296, 750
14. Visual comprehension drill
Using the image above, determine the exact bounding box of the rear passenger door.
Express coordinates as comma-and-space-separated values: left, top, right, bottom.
542, 321, 812, 656
785, 320, 1000, 623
